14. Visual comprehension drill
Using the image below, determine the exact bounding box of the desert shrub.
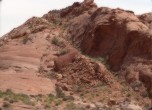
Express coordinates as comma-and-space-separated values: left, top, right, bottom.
126, 92, 132, 97
28, 24, 33, 29
44, 103, 51, 109
49, 71, 57, 79
54, 99, 63, 106
62, 95, 74, 101
65, 102, 85, 110
51, 36, 65, 47
44, 93, 56, 104
59, 48, 69, 56
51, 36, 60, 46
22, 36, 30, 44
95, 57, 105, 63
15, 93, 34, 105
73, 84, 84, 93
0, 89, 34, 106
84, 54, 110, 69
38, 66, 44, 73
95, 56, 110, 69
66, 102, 76, 110
55, 86, 65, 98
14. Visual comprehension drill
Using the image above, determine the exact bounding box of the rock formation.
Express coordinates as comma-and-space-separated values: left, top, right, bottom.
0, 0, 152, 109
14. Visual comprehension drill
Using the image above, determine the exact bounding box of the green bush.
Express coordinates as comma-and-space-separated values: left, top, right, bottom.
45, 93, 56, 104
0, 89, 34, 106
51, 37, 60, 46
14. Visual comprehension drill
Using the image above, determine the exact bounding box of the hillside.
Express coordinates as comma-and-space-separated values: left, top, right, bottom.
0, 0, 152, 110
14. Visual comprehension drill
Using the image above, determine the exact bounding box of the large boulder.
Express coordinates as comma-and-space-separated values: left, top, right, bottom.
54, 50, 79, 71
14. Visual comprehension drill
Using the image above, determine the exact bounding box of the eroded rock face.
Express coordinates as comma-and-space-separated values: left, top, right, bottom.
67, 6, 152, 98
69, 8, 152, 71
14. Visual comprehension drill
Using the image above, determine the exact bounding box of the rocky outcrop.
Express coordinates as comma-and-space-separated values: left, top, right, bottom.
0, 17, 59, 95
2, 17, 51, 40
60, 0, 97, 18
66, 3, 152, 103
54, 50, 79, 71
138, 12, 152, 29
56, 56, 117, 87
68, 8, 152, 71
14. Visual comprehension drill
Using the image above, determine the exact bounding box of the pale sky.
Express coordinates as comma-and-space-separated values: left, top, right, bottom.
0, 0, 152, 36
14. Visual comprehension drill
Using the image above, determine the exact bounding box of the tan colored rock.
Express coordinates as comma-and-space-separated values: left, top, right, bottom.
56, 74, 63, 80
86, 103, 96, 109
54, 50, 79, 71
125, 104, 142, 110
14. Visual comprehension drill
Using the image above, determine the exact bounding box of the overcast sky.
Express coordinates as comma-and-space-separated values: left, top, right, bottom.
0, 0, 152, 36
